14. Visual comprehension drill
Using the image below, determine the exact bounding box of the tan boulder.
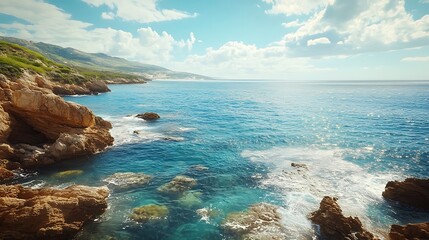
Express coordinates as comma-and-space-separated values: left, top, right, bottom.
11, 88, 95, 132
0, 184, 109, 240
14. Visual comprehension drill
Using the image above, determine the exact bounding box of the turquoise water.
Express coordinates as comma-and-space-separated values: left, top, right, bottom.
23, 81, 429, 239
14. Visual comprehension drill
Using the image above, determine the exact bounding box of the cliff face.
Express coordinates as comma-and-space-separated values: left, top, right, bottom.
0, 184, 109, 240
0, 73, 113, 173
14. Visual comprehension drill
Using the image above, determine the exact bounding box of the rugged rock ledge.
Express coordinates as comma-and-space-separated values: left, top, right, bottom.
0, 73, 113, 177
389, 222, 429, 240
382, 178, 429, 210
310, 196, 378, 240
0, 184, 109, 240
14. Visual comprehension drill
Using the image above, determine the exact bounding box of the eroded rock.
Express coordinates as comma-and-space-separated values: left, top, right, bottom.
389, 222, 429, 240
382, 178, 429, 210
0, 75, 114, 167
309, 196, 378, 240
0, 184, 109, 240
222, 203, 286, 240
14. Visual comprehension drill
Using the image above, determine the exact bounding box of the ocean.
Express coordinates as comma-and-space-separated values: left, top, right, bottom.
21, 80, 429, 239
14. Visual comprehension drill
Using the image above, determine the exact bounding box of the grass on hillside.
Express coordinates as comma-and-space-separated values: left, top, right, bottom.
0, 40, 143, 84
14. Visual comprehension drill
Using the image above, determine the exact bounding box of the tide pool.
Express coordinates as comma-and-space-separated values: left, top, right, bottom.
18, 80, 429, 239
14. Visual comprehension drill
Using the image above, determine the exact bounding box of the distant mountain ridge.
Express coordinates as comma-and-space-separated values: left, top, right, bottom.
0, 36, 209, 80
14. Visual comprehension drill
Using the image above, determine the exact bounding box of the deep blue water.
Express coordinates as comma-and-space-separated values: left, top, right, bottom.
22, 81, 429, 239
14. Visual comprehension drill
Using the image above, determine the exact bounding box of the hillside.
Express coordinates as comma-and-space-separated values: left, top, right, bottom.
0, 40, 145, 84
0, 36, 209, 80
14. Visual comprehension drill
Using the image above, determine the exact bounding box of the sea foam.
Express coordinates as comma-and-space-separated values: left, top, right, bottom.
242, 146, 402, 238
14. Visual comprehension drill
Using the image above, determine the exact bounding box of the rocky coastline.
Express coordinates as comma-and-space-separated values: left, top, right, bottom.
0, 72, 114, 239
0, 72, 428, 239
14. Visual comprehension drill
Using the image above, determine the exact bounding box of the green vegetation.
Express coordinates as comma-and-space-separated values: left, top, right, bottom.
0, 36, 209, 80
0, 40, 145, 84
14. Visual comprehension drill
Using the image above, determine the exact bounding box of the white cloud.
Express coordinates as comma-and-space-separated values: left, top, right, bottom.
282, 19, 304, 28
0, 0, 196, 64
170, 41, 333, 79
82, 0, 197, 23
262, 0, 332, 16
401, 56, 429, 62
307, 37, 330, 46
101, 11, 115, 20
279, 0, 429, 57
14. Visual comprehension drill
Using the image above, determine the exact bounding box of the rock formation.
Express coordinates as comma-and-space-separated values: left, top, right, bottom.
222, 203, 286, 239
103, 172, 152, 189
0, 73, 114, 174
389, 222, 429, 240
0, 184, 109, 240
158, 175, 197, 195
382, 178, 429, 210
136, 112, 160, 121
129, 204, 169, 223
310, 196, 378, 240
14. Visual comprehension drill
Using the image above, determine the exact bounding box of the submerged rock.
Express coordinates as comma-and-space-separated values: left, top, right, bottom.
129, 204, 169, 223
103, 172, 152, 188
389, 222, 429, 240
190, 165, 209, 171
52, 169, 83, 178
382, 178, 429, 210
136, 112, 160, 121
177, 191, 203, 208
309, 196, 378, 240
0, 184, 109, 240
158, 175, 197, 195
222, 203, 286, 240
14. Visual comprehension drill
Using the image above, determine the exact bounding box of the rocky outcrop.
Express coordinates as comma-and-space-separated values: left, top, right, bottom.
129, 204, 169, 223
310, 196, 378, 240
158, 175, 197, 195
103, 172, 152, 189
34, 75, 110, 96
222, 203, 286, 239
0, 184, 109, 240
136, 112, 160, 121
389, 222, 429, 240
0, 74, 113, 169
0, 105, 11, 142
382, 178, 429, 210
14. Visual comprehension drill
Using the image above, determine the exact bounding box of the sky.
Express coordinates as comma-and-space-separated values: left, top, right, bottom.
0, 0, 429, 80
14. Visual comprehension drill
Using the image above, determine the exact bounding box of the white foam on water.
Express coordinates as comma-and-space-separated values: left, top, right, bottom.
241, 146, 401, 239
102, 115, 193, 146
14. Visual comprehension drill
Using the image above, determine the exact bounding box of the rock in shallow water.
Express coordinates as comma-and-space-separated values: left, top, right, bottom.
129, 204, 169, 223
52, 169, 83, 178
309, 196, 378, 240
136, 112, 160, 121
382, 178, 429, 210
158, 175, 197, 195
177, 191, 203, 208
0, 184, 109, 240
389, 222, 429, 240
103, 172, 152, 189
222, 203, 286, 240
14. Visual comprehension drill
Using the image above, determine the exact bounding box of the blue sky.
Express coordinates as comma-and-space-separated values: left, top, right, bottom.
0, 0, 429, 80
